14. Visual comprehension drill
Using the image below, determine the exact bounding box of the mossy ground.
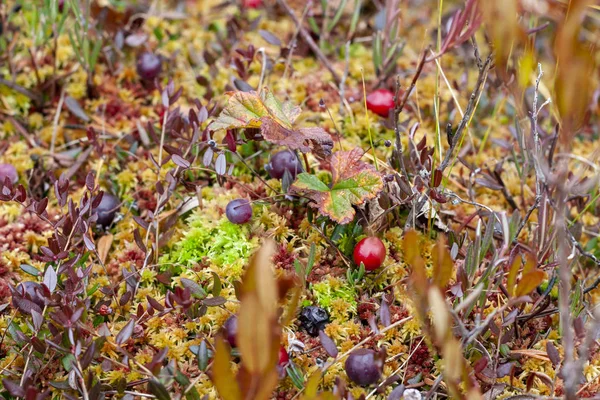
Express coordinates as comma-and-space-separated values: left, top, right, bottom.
1, 0, 600, 399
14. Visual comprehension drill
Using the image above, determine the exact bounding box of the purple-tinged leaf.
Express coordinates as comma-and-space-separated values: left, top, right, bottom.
546, 342, 560, 366
202, 148, 214, 167
31, 309, 44, 331
259, 29, 282, 46
125, 32, 148, 47
44, 267, 57, 293
36, 197, 49, 215
134, 228, 147, 253
147, 296, 165, 312
202, 296, 226, 307
2, 379, 25, 397
65, 96, 90, 122
181, 278, 206, 298
198, 106, 208, 123
120, 291, 132, 306
318, 330, 338, 358
215, 153, 226, 175
116, 319, 135, 345
161, 90, 169, 108
379, 298, 391, 327
85, 172, 95, 191
133, 216, 149, 230
31, 337, 46, 353
13, 296, 43, 315
387, 384, 406, 400
172, 154, 190, 169
80, 342, 96, 369
496, 362, 514, 378
83, 234, 95, 251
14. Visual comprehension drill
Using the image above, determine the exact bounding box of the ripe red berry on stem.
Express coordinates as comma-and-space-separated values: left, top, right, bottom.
366, 89, 395, 117
353, 237, 386, 271
243, 0, 262, 8
278, 346, 289, 367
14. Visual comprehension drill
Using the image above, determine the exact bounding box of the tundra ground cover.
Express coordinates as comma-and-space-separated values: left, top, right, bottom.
0, 0, 599, 399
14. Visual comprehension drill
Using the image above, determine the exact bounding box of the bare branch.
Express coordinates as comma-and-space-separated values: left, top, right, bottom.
438, 53, 493, 173
275, 0, 341, 85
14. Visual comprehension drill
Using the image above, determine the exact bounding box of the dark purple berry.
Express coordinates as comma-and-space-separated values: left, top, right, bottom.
96, 193, 120, 228
299, 306, 329, 337
226, 199, 252, 224
222, 315, 238, 347
265, 150, 302, 180
0, 163, 18, 185
345, 348, 384, 386
12, 281, 45, 314
136, 52, 162, 81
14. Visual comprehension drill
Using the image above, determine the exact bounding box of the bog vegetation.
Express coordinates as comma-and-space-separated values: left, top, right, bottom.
0, 0, 599, 399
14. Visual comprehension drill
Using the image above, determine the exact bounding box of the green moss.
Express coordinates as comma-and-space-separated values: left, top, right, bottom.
312, 276, 357, 318
161, 213, 256, 275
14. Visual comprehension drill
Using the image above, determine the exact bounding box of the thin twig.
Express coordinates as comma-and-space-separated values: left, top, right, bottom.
0, 77, 44, 106
50, 90, 66, 155
438, 53, 492, 173
276, 0, 341, 85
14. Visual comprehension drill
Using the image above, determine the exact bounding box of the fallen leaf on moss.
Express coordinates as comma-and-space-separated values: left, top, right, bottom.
291, 148, 384, 224
211, 89, 333, 157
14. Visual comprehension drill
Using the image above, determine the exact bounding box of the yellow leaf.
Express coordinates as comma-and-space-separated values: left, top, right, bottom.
515, 270, 546, 298
506, 255, 521, 297
443, 337, 462, 382
281, 285, 302, 327
211, 336, 241, 400
522, 253, 537, 275
242, 240, 277, 317
302, 372, 322, 399
402, 230, 420, 265
253, 368, 280, 400
404, 230, 428, 293
428, 287, 449, 343
238, 293, 275, 374
432, 236, 453, 289
97, 233, 113, 265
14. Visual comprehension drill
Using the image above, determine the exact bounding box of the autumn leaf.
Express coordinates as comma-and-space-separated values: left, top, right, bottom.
515, 270, 546, 298
432, 236, 453, 289
211, 336, 242, 400
291, 148, 383, 224
211, 89, 333, 157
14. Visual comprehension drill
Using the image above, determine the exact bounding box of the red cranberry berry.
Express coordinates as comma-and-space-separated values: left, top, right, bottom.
277, 345, 290, 378
243, 0, 262, 8
366, 89, 395, 117
278, 346, 290, 367
344, 348, 384, 386
353, 237, 386, 271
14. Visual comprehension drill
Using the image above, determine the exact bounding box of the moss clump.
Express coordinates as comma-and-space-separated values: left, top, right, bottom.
161, 211, 257, 278
312, 276, 357, 319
